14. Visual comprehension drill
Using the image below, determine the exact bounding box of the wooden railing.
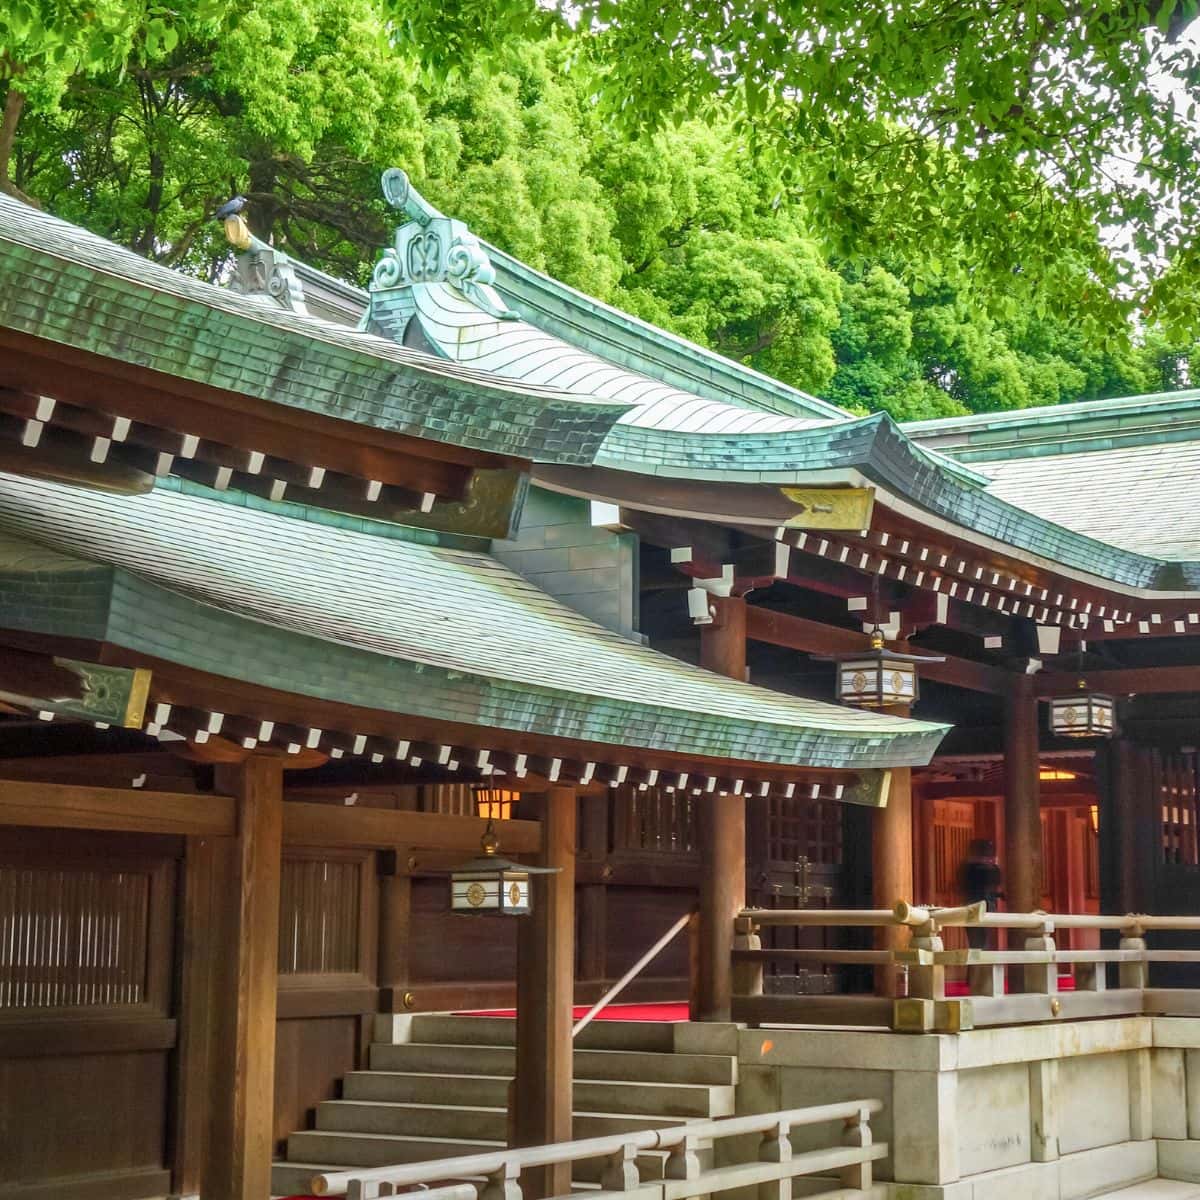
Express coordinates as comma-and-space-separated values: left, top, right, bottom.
732, 902, 1200, 1033
306, 1100, 886, 1200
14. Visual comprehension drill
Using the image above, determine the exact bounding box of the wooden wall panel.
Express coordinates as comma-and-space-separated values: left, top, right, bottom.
1, 1049, 168, 1191
408, 877, 517, 983
604, 888, 692, 979
273, 1015, 361, 1154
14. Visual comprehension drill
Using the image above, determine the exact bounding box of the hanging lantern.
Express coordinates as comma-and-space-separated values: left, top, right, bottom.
448, 815, 557, 916
1049, 683, 1115, 739
475, 787, 518, 822
828, 629, 944, 709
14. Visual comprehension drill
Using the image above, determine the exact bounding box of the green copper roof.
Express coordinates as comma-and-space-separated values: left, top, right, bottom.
966, 440, 1200, 561
0, 474, 945, 770
597, 413, 1200, 591
903, 390, 1200, 463
371, 280, 841, 439
0, 195, 629, 466
902, 394, 1200, 561
364, 254, 1200, 591
483, 241, 850, 422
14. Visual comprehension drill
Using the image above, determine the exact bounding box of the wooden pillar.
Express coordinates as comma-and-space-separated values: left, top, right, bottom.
700, 594, 747, 680
914, 784, 936, 904
173, 835, 225, 1198
695, 594, 747, 1022
578, 796, 609, 986
695, 793, 746, 1020
207, 755, 285, 1200
873, 762, 913, 995
1004, 675, 1042, 914
514, 786, 577, 1199
1128, 744, 1162, 914
378, 849, 412, 1012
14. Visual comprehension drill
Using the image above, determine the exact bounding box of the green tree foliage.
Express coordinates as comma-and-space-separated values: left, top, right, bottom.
400, 0, 1200, 339
8, 0, 425, 276
2, 4, 1191, 416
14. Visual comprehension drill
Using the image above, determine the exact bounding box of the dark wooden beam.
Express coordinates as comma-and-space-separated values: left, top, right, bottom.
920, 778, 1093, 800
1037, 666, 1200, 698
0, 778, 234, 835
282, 799, 541, 853
743, 604, 1011, 694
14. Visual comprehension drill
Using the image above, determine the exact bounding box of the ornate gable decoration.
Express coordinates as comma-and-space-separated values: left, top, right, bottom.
371, 168, 516, 321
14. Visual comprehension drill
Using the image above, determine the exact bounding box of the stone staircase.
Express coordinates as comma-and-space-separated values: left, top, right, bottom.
272, 1014, 738, 1197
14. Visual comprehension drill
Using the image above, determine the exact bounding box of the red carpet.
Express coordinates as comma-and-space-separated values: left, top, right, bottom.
944, 975, 1076, 997
459, 1001, 691, 1021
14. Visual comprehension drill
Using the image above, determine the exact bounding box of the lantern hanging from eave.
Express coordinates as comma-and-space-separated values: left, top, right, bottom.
1049, 683, 1116, 739
448, 815, 558, 916
828, 629, 945, 709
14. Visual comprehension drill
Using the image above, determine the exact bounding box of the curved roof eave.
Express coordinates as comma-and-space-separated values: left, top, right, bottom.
0, 473, 948, 771
0, 195, 631, 467
589, 414, 1200, 593
393, 273, 1200, 593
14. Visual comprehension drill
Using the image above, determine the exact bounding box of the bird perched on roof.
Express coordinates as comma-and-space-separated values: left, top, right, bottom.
214, 195, 247, 221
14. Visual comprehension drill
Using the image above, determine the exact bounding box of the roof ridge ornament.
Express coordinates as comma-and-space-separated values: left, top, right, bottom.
371, 168, 517, 321
225, 225, 310, 316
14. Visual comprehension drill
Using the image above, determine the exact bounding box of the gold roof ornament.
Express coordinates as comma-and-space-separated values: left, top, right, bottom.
223, 213, 252, 252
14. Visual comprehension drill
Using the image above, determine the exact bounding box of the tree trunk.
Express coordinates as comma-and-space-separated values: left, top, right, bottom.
0, 85, 38, 206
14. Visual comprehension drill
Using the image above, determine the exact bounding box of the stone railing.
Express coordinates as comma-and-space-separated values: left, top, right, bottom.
732, 903, 1200, 1032
304, 1100, 885, 1200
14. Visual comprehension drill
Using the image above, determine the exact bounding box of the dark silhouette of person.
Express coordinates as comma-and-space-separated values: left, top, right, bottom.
961, 839, 1004, 950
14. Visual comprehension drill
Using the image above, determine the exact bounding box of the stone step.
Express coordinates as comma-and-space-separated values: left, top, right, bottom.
271, 1160, 333, 1196
285, 1130, 668, 1184
369, 1043, 736, 1086
315, 1099, 689, 1141
341, 1071, 735, 1118
408, 1014, 677, 1054
287, 1128, 503, 1168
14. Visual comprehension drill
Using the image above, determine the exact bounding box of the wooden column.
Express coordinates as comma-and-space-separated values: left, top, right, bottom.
514, 786, 577, 1199
695, 595, 747, 1021
1004, 674, 1042, 914
873, 759, 913, 996
1129, 744, 1162, 914
700, 594, 747, 679
207, 755, 285, 1200
378, 849, 412, 1012
578, 797, 609, 986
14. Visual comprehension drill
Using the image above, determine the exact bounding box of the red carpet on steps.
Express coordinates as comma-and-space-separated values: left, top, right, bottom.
458, 1001, 691, 1021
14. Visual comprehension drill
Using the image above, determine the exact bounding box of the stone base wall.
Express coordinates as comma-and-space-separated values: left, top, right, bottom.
723, 1016, 1200, 1199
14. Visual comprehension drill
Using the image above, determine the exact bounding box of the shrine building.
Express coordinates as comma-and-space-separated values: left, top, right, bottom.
2, 174, 1200, 1200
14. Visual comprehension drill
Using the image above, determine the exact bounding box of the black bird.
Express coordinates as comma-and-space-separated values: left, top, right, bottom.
214, 195, 247, 221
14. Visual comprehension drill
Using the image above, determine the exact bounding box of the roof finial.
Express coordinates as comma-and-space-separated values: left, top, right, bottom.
370, 168, 517, 321
381, 168, 444, 227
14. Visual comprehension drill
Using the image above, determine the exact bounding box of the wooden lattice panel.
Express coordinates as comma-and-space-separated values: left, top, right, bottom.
278, 856, 363, 976
0, 864, 151, 1009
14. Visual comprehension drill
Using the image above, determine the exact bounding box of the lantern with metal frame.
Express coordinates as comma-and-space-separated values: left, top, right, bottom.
1049, 645, 1116, 739
448, 812, 558, 916
1049, 680, 1116, 739
823, 628, 945, 709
